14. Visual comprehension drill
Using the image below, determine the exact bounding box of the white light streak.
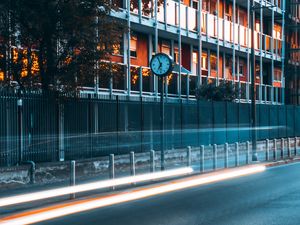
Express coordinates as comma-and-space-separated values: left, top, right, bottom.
0, 165, 265, 225
0, 167, 193, 207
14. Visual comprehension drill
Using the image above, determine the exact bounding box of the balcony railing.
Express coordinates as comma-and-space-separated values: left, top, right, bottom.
128, 0, 282, 58
93, 62, 284, 104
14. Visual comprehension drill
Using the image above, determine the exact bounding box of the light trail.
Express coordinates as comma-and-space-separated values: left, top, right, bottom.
0, 167, 193, 207
0, 165, 266, 225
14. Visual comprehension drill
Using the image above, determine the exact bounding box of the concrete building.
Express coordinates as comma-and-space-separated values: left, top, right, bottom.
93, 0, 299, 105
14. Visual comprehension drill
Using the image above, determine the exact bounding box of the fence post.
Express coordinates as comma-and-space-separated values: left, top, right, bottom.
150, 150, 155, 173
266, 139, 270, 161
58, 103, 65, 162
281, 138, 284, 159
295, 137, 298, 156
235, 142, 239, 167
70, 160, 76, 199
24, 161, 36, 185
246, 141, 250, 164
200, 145, 204, 173
273, 139, 277, 161
224, 143, 228, 168
17, 98, 23, 165
288, 138, 291, 158
109, 154, 115, 190
130, 151, 135, 177
213, 144, 217, 170
187, 146, 191, 167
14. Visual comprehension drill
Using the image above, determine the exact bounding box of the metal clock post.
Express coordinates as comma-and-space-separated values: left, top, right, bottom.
150, 53, 174, 171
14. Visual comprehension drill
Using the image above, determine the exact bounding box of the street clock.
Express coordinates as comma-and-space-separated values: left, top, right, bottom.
150, 53, 174, 77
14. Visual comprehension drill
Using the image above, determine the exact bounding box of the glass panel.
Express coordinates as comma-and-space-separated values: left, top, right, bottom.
277, 40, 282, 56
181, 74, 187, 96
264, 35, 271, 52
240, 82, 247, 99
224, 20, 232, 42
113, 64, 126, 90
180, 4, 187, 29
201, 11, 207, 33
166, 0, 176, 26
207, 14, 215, 37
167, 73, 178, 95
158, 3, 164, 22
142, 67, 151, 92
131, 66, 140, 92
234, 25, 239, 44
130, 0, 139, 14
189, 75, 197, 96
239, 25, 247, 46
254, 31, 259, 49
219, 18, 223, 39
188, 7, 197, 31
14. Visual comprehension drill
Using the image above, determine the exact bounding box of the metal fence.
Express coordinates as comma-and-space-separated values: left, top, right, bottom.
1, 90, 300, 167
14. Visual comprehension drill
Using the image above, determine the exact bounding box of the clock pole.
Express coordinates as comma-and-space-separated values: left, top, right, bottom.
150, 53, 174, 171
160, 76, 165, 171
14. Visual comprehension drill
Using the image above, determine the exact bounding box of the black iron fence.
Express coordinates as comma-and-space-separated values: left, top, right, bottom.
1, 90, 300, 167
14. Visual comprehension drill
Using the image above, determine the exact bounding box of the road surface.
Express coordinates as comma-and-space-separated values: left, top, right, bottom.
34, 162, 300, 225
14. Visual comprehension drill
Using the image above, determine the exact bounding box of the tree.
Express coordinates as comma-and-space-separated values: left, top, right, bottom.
0, 0, 126, 94
195, 80, 239, 102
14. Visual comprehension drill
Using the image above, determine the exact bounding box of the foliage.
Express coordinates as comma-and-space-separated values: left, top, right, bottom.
0, 0, 126, 95
195, 80, 239, 102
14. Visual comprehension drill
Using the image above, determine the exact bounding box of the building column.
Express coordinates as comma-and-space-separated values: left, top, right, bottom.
197, 0, 203, 87
126, 0, 131, 96
281, 0, 286, 104
246, 0, 250, 102
259, 0, 263, 103
233, 0, 236, 83
216, 0, 220, 85
178, 0, 182, 98
148, 34, 154, 93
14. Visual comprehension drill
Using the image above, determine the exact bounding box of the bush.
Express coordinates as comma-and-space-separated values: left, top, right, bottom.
195, 80, 239, 102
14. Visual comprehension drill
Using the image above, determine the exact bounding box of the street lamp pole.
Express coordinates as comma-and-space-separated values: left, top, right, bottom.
250, 0, 258, 161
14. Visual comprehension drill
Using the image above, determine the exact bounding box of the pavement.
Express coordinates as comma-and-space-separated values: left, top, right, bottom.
1, 161, 300, 225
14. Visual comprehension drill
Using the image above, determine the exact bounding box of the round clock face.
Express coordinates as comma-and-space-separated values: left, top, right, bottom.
150, 53, 173, 77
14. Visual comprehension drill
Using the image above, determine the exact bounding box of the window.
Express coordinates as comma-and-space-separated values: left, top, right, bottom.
201, 51, 208, 70
130, 34, 137, 57
273, 24, 282, 39
225, 3, 231, 21
192, 52, 198, 74
274, 68, 282, 81
112, 41, 123, 55
202, 0, 209, 11
160, 41, 171, 55
239, 64, 244, 76
192, 0, 198, 10
174, 44, 180, 64
210, 52, 217, 71
210, 0, 217, 15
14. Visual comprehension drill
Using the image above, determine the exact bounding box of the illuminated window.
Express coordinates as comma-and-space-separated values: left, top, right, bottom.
130, 34, 137, 57
202, 0, 209, 11
174, 45, 179, 64
210, 52, 217, 71
192, 52, 197, 74
201, 51, 208, 70
210, 0, 217, 15
112, 42, 123, 55
161, 41, 171, 55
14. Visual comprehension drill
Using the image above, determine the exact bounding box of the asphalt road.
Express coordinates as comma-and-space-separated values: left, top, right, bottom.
36, 162, 300, 225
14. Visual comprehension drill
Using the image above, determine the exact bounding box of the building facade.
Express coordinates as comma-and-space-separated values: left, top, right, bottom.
98, 0, 290, 104
0, 1, 298, 105
285, 0, 300, 105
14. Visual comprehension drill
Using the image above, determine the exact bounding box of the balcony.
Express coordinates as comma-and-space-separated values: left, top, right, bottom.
91, 62, 284, 104
125, 0, 282, 59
